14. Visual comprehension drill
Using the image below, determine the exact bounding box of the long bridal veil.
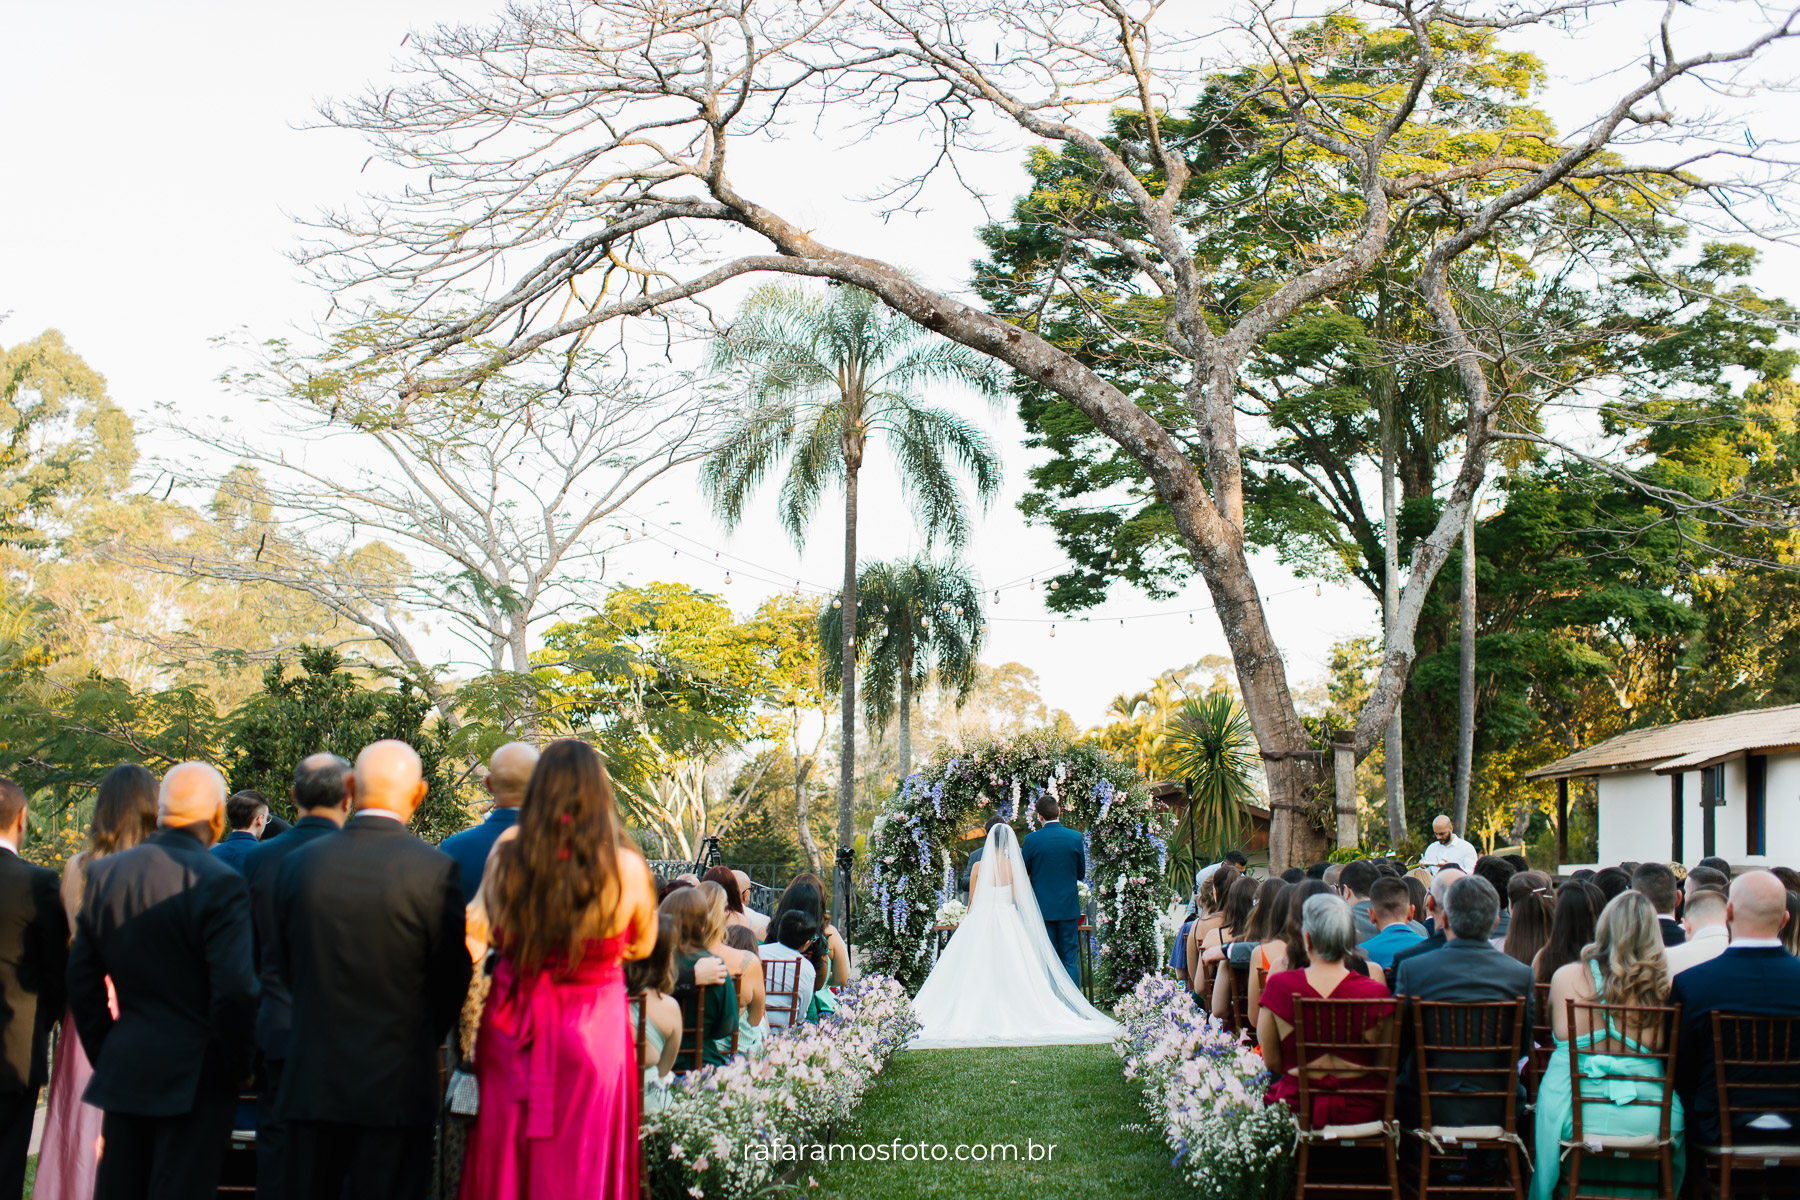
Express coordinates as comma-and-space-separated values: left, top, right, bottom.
908, 822, 1123, 1049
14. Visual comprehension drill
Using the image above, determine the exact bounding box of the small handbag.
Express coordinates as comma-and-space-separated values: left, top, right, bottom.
446, 949, 497, 1117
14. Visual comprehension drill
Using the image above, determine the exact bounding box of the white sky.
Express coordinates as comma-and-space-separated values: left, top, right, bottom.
4, 0, 1794, 727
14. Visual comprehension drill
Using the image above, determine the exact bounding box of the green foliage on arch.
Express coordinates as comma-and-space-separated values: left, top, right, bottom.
856, 731, 1174, 994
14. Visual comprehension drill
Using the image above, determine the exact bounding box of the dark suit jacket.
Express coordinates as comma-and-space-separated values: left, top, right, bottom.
1020, 822, 1084, 922
210, 830, 261, 874
1388, 930, 1446, 975
438, 806, 518, 903
1393, 937, 1535, 1127
67, 827, 258, 1116
958, 846, 984, 896
274, 814, 468, 1126
1669, 945, 1800, 1146
0, 849, 69, 1094
240, 816, 339, 1060
1658, 916, 1687, 948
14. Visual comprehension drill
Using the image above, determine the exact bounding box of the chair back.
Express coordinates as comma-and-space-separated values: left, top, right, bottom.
1411, 998, 1526, 1135
1226, 960, 1250, 1033
674, 982, 710, 1073
1710, 1012, 1800, 1151
1290, 995, 1402, 1135
1565, 1000, 1680, 1146
762, 954, 805, 1030
1525, 981, 1554, 1102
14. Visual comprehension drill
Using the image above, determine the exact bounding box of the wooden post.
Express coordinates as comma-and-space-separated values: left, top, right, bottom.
1556, 777, 1570, 865
1671, 773, 1684, 864
1332, 731, 1358, 851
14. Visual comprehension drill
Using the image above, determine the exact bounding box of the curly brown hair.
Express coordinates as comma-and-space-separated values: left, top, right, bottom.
487, 739, 631, 976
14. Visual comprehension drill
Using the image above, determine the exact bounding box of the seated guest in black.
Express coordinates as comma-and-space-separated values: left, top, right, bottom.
274, 740, 469, 1200
241, 753, 351, 1200
67, 762, 258, 1200
1389, 867, 1465, 975
0, 777, 69, 1198
1670, 870, 1800, 1148
1393, 874, 1534, 1130
1632, 862, 1686, 947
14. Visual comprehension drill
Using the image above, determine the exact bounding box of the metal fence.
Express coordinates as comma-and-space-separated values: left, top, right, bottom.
646, 860, 806, 918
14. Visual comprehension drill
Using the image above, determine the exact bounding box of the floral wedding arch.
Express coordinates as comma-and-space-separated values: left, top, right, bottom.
855, 731, 1174, 995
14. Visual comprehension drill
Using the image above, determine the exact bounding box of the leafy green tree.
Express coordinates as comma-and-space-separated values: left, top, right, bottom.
1162, 693, 1259, 889
701, 284, 1004, 890
818, 556, 984, 780
748, 593, 832, 874
223, 645, 462, 838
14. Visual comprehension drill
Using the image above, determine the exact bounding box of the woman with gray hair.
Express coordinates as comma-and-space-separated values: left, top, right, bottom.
1256, 893, 1397, 1128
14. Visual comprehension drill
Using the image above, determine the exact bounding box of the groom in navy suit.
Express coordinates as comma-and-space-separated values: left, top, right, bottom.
1021, 795, 1085, 984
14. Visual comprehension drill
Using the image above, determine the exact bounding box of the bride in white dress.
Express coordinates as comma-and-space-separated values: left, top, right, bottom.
909, 822, 1123, 1048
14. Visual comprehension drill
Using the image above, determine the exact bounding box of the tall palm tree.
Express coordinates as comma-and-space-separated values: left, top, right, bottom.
819, 556, 985, 777
1163, 692, 1259, 884
701, 284, 1003, 916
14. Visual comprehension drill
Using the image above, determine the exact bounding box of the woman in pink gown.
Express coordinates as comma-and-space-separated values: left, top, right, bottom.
33, 765, 160, 1200
458, 740, 658, 1200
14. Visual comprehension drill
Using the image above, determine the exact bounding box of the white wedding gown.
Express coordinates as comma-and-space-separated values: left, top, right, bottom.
908, 823, 1123, 1049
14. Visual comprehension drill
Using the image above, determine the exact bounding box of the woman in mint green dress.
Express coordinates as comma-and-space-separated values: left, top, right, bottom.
1530, 891, 1683, 1200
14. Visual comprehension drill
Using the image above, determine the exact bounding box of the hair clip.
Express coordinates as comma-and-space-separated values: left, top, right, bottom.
560, 813, 572, 825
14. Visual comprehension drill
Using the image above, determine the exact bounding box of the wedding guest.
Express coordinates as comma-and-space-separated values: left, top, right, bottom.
1631, 862, 1685, 947
1389, 867, 1465, 974
275, 741, 469, 1200
1696, 855, 1732, 878
240, 753, 350, 1200
1501, 871, 1556, 968
440, 741, 538, 902
0, 778, 69, 1200
772, 875, 850, 988
1534, 879, 1604, 985
722, 924, 770, 1054
33, 765, 158, 1200
1394, 875, 1534, 1130
1357, 877, 1424, 971
1403, 872, 1429, 934
662, 887, 738, 1067
758, 909, 819, 1030
703, 865, 754, 934
1665, 886, 1729, 976
1244, 880, 1297, 1028
702, 882, 765, 1051
1671, 871, 1800, 1152
1684, 865, 1730, 901
1474, 855, 1517, 944
459, 739, 658, 1200
1337, 858, 1381, 942
1531, 891, 1684, 1200
626, 914, 684, 1109
211, 790, 271, 872
1257, 895, 1395, 1128
1593, 866, 1631, 904
732, 870, 770, 939
1183, 865, 1238, 991
68, 762, 257, 1200
1203, 877, 1285, 1022
1194, 875, 1257, 1000
658, 877, 694, 903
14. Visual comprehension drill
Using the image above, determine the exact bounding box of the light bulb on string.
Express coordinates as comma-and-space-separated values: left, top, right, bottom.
1188, 613, 1194, 624
1049, 623, 1056, 638
940, 602, 951, 612
1316, 583, 1322, 596
724, 571, 732, 584
832, 599, 842, 609
1050, 581, 1059, 591
1030, 579, 1036, 591
623, 529, 631, 541
954, 606, 963, 616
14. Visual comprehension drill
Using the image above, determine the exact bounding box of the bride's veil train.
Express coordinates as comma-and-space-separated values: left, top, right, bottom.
907, 822, 1122, 1049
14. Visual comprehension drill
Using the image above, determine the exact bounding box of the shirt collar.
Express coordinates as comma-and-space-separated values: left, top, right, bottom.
353, 808, 405, 824
1728, 936, 1786, 950
0, 840, 16, 856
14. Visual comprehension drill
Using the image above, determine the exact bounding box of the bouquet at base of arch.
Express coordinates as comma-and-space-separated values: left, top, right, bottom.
934, 898, 968, 927
1113, 974, 1295, 1200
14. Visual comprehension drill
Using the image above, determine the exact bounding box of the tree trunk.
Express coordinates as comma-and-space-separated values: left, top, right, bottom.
897, 626, 914, 776
1453, 486, 1479, 837
794, 721, 823, 874
834, 457, 860, 927
1381, 404, 1406, 847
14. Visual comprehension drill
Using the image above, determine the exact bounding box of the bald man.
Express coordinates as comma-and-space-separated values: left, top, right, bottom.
1419, 814, 1478, 875
1670, 870, 1800, 1148
440, 741, 539, 901
273, 741, 470, 1200
67, 761, 259, 1200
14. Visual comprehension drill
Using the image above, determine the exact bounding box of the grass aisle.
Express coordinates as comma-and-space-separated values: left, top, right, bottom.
808, 1043, 1178, 1200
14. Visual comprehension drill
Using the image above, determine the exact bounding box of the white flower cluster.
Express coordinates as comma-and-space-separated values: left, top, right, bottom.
1076, 880, 1092, 908
935, 898, 968, 927
641, 975, 920, 1199
1112, 975, 1297, 1200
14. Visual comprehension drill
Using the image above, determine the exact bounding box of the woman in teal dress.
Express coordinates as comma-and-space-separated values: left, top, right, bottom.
1531, 891, 1683, 1200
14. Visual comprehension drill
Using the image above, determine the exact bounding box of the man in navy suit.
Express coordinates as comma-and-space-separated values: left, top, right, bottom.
1020, 795, 1085, 984
439, 741, 537, 901
211, 790, 270, 872
1669, 870, 1800, 1148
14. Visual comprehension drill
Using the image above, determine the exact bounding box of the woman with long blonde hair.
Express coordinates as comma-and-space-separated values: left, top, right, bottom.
1529, 890, 1685, 1200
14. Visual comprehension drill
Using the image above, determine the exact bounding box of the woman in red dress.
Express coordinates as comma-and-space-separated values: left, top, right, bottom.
459, 740, 659, 1200
1256, 892, 1396, 1128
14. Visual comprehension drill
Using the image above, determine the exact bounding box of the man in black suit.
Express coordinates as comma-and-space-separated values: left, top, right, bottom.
67, 761, 258, 1200
1393, 874, 1534, 1130
1670, 870, 1800, 1148
241, 753, 350, 1200
1389, 867, 1465, 975
275, 741, 469, 1200
1630, 862, 1686, 947
958, 816, 1003, 902
0, 778, 69, 1198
